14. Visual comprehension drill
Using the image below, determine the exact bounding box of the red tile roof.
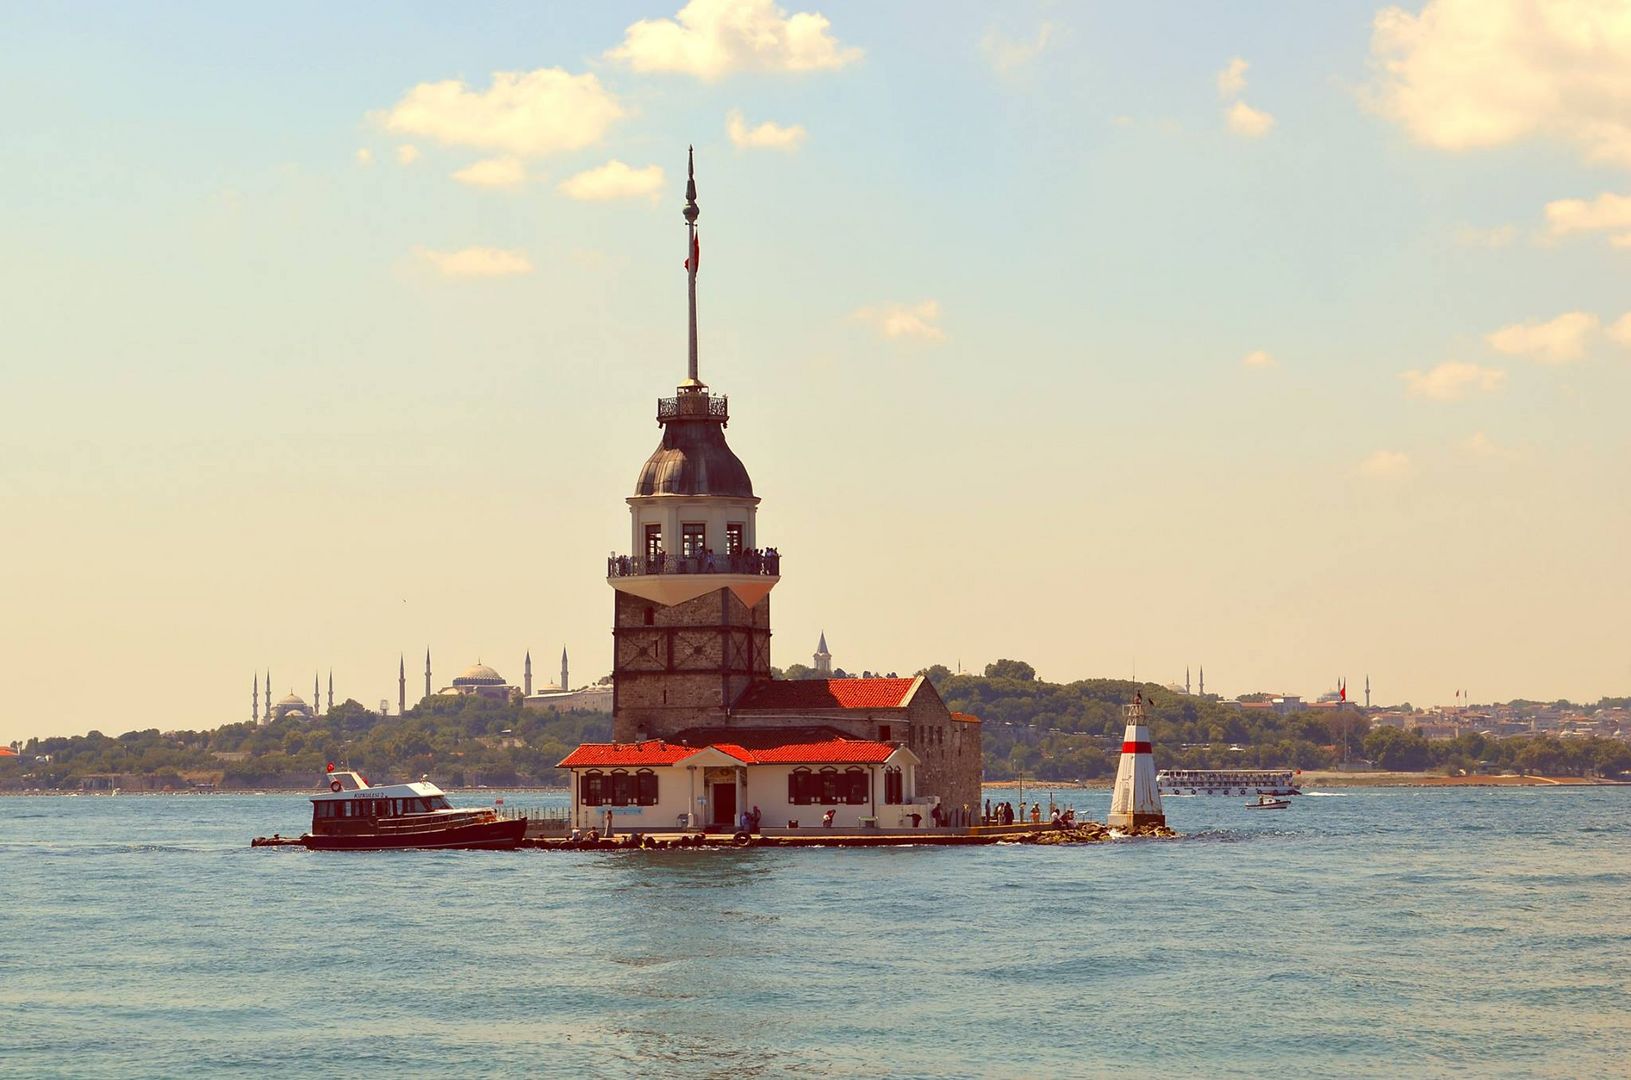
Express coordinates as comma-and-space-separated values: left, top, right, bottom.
556, 740, 717, 768
741, 739, 901, 765
734, 677, 919, 711
557, 737, 903, 768
950, 712, 981, 724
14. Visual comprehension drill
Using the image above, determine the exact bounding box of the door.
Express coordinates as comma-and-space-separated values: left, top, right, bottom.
711, 782, 737, 828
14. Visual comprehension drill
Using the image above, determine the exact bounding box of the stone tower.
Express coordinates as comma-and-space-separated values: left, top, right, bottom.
813, 632, 832, 675
609, 148, 778, 742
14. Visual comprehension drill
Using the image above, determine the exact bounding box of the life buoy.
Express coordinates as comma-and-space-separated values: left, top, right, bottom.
330, 779, 343, 792
732, 831, 753, 847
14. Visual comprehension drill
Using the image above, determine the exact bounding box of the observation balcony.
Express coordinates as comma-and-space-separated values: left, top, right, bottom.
657, 393, 728, 423
607, 548, 780, 608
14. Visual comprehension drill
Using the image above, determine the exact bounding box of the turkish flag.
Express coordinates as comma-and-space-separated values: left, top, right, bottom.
684, 235, 699, 272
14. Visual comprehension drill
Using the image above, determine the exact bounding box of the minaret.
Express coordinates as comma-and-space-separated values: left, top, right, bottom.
1199, 665, 1205, 698
314, 672, 321, 717
524, 651, 533, 696
424, 649, 432, 703
398, 655, 406, 717
1185, 666, 1191, 695
327, 670, 333, 713
1365, 674, 1371, 709
814, 632, 832, 676
608, 148, 777, 742
253, 672, 260, 724
561, 646, 569, 693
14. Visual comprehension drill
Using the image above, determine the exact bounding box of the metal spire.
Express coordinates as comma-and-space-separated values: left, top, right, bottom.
684, 145, 700, 386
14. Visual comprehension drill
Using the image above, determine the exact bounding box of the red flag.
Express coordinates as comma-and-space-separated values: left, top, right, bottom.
326, 762, 335, 773
684, 234, 699, 272
1339, 681, 1346, 702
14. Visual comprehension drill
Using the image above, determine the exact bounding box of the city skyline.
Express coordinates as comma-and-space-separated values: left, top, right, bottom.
3, 1, 1629, 745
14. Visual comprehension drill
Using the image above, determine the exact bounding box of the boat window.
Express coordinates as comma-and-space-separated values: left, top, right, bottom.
429, 796, 451, 810
636, 769, 658, 806
581, 771, 605, 806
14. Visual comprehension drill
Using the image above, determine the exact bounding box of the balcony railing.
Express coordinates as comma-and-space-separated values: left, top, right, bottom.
657, 394, 729, 422
608, 548, 781, 578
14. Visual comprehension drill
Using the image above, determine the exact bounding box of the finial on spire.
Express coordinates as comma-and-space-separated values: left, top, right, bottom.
683, 146, 701, 385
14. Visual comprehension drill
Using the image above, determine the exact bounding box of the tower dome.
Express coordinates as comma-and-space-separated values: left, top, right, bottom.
452, 662, 506, 687
634, 399, 754, 497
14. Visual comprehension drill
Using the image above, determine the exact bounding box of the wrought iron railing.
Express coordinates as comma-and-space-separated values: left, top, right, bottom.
608, 548, 781, 578
657, 394, 729, 421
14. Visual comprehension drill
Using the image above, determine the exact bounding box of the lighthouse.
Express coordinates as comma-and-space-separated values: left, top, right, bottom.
1108, 693, 1165, 829
607, 148, 778, 742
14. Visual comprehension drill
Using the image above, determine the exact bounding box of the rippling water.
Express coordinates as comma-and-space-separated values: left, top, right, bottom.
4, 786, 1628, 1077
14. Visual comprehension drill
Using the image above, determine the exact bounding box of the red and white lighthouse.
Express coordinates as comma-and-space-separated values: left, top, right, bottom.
1108, 693, 1165, 829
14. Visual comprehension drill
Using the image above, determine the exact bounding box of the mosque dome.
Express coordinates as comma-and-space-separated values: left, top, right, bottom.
452, 663, 507, 687
277, 693, 306, 707
635, 402, 754, 498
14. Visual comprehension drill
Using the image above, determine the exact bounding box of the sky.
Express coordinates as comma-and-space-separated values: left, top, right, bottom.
2, 0, 1629, 745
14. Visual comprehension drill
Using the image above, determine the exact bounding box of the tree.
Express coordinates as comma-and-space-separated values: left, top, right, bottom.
915, 664, 952, 688
781, 663, 817, 680
984, 659, 1036, 681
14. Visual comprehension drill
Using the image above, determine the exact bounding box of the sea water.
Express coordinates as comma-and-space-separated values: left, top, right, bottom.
3, 786, 1628, 1078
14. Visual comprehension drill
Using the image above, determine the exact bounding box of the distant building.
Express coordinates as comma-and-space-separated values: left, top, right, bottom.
813, 632, 832, 676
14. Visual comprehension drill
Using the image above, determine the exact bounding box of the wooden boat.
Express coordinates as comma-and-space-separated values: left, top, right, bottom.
1245, 794, 1291, 810
296, 767, 526, 851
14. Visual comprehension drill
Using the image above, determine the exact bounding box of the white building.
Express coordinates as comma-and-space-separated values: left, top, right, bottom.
558, 736, 927, 832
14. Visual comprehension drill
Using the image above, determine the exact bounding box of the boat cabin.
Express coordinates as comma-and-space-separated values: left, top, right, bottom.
309, 770, 464, 836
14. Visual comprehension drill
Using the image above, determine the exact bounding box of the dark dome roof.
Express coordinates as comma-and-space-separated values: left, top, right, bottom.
635, 413, 754, 498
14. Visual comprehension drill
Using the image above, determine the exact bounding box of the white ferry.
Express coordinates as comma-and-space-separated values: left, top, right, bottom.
1157, 769, 1301, 797
285, 767, 526, 851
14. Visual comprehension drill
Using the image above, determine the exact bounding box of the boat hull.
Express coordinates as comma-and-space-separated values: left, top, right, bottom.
303, 816, 527, 851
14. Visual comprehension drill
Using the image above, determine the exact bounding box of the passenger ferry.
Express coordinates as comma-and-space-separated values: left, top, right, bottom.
1157, 769, 1301, 797
301, 767, 526, 851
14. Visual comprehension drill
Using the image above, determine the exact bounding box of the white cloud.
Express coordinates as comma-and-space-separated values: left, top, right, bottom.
1462, 432, 1518, 460
1357, 449, 1411, 477
355, 148, 374, 166
1544, 191, 1631, 247
1241, 350, 1275, 369
395, 144, 420, 166
558, 161, 665, 202
453, 156, 527, 189
414, 246, 533, 278
1369, 0, 1631, 168
1217, 57, 1249, 97
726, 109, 806, 151
1455, 224, 1516, 248
1399, 360, 1506, 400
379, 68, 623, 158
1608, 312, 1631, 348
853, 300, 947, 343
607, 0, 861, 81
1226, 101, 1275, 138
1486, 312, 1598, 364
982, 22, 1056, 75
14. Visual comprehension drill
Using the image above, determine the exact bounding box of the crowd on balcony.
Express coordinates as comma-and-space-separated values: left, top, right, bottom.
608, 547, 781, 578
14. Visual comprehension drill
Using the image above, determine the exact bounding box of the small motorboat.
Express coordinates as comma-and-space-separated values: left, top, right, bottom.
1246, 794, 1290, 810
267, 766, 527, 851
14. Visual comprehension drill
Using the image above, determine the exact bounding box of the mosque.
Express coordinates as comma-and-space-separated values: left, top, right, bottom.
251, 670, 332, 725
564, 151, 983, 828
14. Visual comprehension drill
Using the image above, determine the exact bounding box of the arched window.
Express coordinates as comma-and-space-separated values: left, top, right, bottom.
818, 767, 839, 804
610, 770, 633, 806
581, 770, 604, 806
883, 766, 903, 805
636, 769, 658, 806
789, 767, 813, 805
845, 768, 869, 805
